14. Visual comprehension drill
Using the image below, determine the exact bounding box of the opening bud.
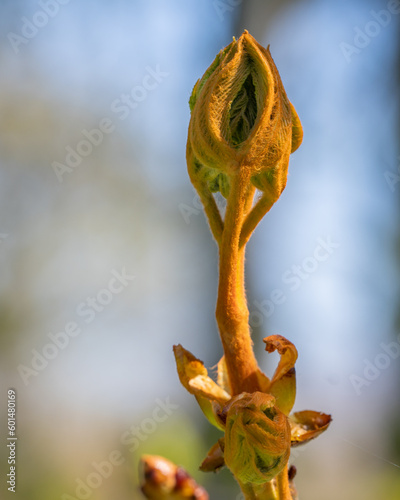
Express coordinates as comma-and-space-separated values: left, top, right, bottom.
187, 30, 302, 202
223, 392, 291, 484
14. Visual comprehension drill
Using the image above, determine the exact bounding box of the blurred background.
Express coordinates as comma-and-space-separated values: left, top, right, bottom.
0, 0, 399, 498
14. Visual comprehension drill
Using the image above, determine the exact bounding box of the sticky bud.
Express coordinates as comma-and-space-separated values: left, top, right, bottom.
187, 30, 302, 201
139, 455, 209, 500
223, 392, 291, 484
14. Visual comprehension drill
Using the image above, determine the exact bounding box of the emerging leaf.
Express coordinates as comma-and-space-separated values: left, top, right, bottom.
199, 439, 225, 473
290, 411, 332, 447
223, 392, 291, 484
263, 335, 298, 415
173, 345, 229, 430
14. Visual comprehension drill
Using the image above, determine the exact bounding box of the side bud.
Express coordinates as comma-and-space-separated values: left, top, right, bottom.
140, 455, 209, 500
223, 392, 291, 484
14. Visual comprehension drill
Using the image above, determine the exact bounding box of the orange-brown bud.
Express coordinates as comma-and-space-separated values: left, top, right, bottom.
187, 30, 302, 201
223, 392, 291, 484
140, 455, 209, 500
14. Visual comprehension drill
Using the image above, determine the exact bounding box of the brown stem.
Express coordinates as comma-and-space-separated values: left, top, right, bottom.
240, 481, 277, 500
216, 169, 260, 395
275, 465, 292, 500
215, 170, 290, 500
194, 179, 224, 244
240, 192, 275, 248
240, 482, 258, 500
